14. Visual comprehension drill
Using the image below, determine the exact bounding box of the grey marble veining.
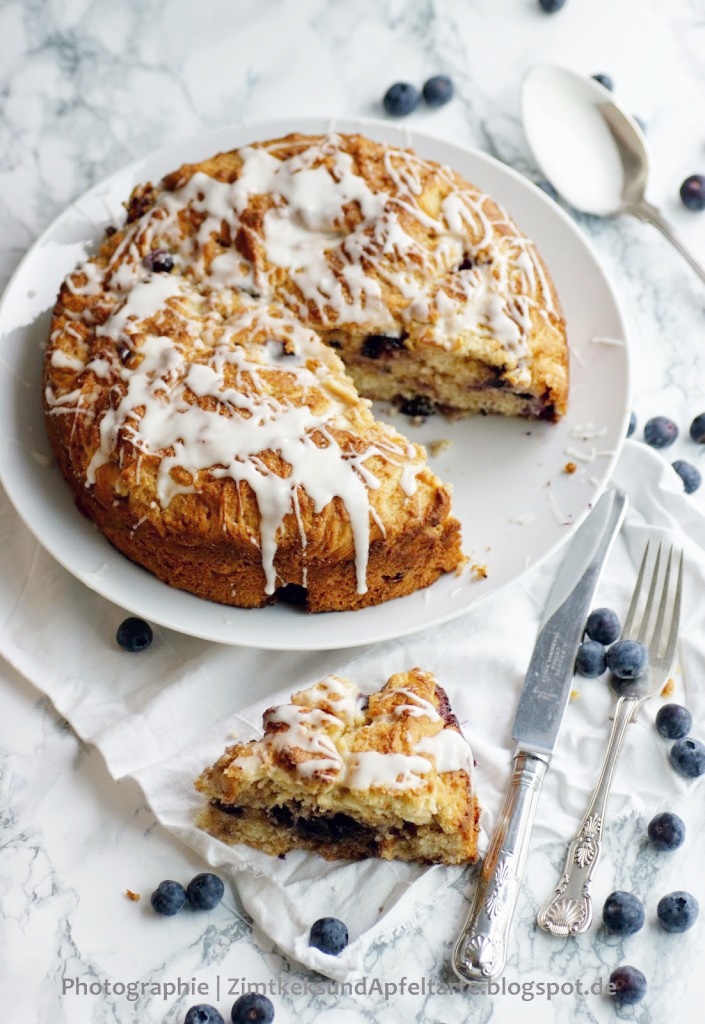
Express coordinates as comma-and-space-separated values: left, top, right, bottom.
2, 0, 705, 1021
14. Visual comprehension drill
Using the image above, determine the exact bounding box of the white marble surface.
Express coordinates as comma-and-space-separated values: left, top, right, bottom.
2, 1, 705, 1022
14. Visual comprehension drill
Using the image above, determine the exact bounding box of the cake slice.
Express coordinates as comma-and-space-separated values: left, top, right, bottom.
195, 668, 480, 865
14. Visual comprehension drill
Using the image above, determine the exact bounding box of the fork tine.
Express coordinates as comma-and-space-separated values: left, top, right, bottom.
650, 546, 674, 655
632, 543, 662, 643
661, 550, 683, 669
622, 541, 651, 637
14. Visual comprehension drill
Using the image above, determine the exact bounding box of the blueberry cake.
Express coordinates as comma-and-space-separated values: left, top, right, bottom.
195, 668, 481, 865
43, 132, 567, 612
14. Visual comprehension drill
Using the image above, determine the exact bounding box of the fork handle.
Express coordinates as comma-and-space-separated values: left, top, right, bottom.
536, 695, 638, 936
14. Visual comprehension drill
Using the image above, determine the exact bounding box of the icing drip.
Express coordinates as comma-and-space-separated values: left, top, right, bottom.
346, 751, 433, 792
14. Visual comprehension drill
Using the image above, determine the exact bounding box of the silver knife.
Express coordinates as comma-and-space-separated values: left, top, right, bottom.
451, 487, 628, 984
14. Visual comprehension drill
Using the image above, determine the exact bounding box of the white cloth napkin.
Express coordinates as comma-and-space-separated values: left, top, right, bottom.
2, 440, 704, 980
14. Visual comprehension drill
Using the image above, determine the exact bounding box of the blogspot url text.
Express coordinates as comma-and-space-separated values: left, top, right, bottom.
61, 974, 618, 1003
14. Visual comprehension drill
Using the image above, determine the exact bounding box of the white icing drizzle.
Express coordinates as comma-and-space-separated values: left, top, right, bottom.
265, 703, 345, 779
345, 751, 433, 792
390, 687, 441, 720
414, 729, 474, 774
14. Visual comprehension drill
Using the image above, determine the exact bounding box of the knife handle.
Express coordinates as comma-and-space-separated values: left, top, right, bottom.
452, 750, 549, 984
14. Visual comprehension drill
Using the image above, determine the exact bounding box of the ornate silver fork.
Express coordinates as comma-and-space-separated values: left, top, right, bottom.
536, 541, 683, 937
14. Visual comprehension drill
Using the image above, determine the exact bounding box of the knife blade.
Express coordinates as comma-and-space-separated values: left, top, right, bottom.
452, 487, 628, 985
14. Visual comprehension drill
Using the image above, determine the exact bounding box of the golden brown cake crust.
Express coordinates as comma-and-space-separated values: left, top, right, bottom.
43, 131, 568, 612
195, 668, 481, 865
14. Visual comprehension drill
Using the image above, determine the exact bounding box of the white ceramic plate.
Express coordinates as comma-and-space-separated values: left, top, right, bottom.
0, 117, 630, 650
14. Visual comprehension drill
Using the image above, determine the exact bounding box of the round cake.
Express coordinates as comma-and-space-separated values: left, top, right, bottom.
43, 132, 568, 612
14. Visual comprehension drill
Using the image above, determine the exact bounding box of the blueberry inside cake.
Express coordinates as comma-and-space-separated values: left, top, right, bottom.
44, 131, 567, 612
195, 668, 480, 865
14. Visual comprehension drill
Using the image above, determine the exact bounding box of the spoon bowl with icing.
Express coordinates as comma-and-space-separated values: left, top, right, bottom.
522, 64, 705, 285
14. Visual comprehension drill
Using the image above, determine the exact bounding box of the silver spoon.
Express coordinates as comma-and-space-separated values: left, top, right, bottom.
522, 64, 705, 286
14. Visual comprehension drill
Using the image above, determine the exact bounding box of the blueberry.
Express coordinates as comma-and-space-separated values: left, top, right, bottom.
602, 891, 645, 935
672, 459, 702, 494
422, 74, 454, 108
185, 1006, 225, 1024
116, 616, 153, 652
399, 394, 436, 417
632, 114, 647, 134
606, 639, 648, 680
383, 82, 420, 117
643, 415, 679, 449
586, 607, 621, 645
627, 411, 637, 437
309, 917, 349, 955
361, 334, 407, 359
680, 174, 705, 212
592, 73, 614, 91
655, 703, 693, 740
231, 993, 274, 1024
609, 966, 647, 1005
150, 879, 187, 916
657, 890, 699, 932
538, 0, 566, 10
647, 811, 686, 851
689, 412, 705, 443
575, 640, 607, 678
669, 737, 705, 778
186, 872, 225, 910
143, 249, 174, 273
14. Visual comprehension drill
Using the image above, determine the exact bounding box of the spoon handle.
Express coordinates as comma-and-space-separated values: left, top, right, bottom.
625, 200, 705, 286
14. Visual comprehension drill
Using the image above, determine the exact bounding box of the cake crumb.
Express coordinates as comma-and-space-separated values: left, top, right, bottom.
428, 438, 451, 457
125, 889, 141, 902
570, 689, 580, 701
660, 678, 676, 698
564, 461, 578, 475
470, 563, 488, 581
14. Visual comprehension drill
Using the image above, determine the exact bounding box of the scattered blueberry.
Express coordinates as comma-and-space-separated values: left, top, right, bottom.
536, 179, 559, 201
627, 411, 637, 438
187, 872, 225, 910
673, 460, 702, 494
669, 737, 705, 778
538, 0, 566, 11
655, 703, 693, 740
657, 890, 700, 932
647, 811, 686, 851
643, 415, 679, 449
609, 966, 647, 1005
422, 74, 454, 108
383, 82, 420, 117
116, 616, 153, 652
150, 879, 187, 916
606, 639, 648, 680
602, 891, 645, 936
185, 1006, 225, 1024
231, 992, 275, 1024
575, 640, 607, 678
689, 412, 705, 443
586, 607, 621, 645
680, 174, 705, 212
592, 73, 614, 91
309, 917, 349, 955
143, 249, 174, 273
